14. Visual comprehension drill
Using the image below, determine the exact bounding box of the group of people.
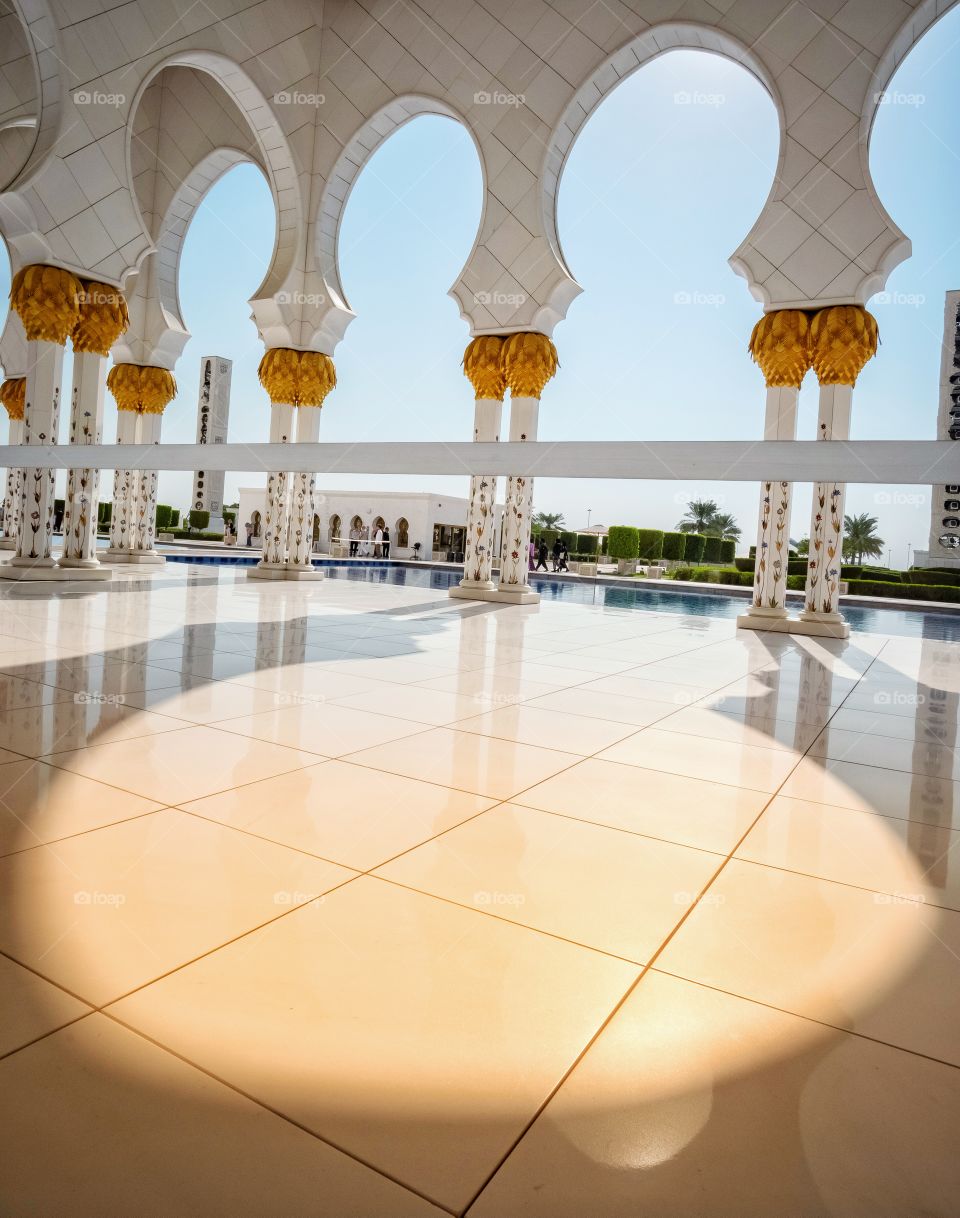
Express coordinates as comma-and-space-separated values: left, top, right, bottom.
348, 523, 390, 558
529, 535, 569, 573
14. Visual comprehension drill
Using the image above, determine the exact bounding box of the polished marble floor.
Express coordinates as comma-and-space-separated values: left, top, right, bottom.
0, 564, 958, 1216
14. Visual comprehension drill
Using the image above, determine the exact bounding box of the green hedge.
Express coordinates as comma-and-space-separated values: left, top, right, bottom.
155, 504, 174, 529
161, 529, 225, 541
672, 567, 694, 580
576, 533, 599, 555
683, 533, 706, 565
720, 538, 736, 564
904, 569, 960, 588
702, 535, 722, 564
661, 531, 685, 561
846, 579, 960, 603
608, 526, 639, 561
735, 556, 755, 573
98, 502, 112, 525
686, 567, 752, 586
636, 528, 664, 561
786, 574, 806, 590
787, 559, 808, 576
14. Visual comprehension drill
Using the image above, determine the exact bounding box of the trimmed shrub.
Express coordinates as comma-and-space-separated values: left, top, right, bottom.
702, 535, 722, 564
540, 528, 559, 550
787, 559, 808, 576
559, 530, 577, 551
98, 502, 112, 526
661, 531, 685, 562
749, 545, 756, 558
846, 579, 960, 603
607, 526, 640, 561
601, 534, 608, 555
170, 508, 180, 527
576, 533, 599, 555
735, 556, 755, 573
155, 504, 173, 530
905, 569, 960, 588
786, 574, 806, 590
189, 509, 210, 532
720, 538, 736, 564
636, 528, 664, 561
683, 533, 706, 565
672, 566, 695, 580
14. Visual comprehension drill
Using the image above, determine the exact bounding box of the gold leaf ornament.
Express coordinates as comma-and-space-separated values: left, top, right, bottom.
462, 336, 506, 400
501, 332, 559, 397
0, 377, 25, 421
296, 352, 337, 408
106, 364, 177, 413
73, 281, 130, 355
9, 264, 83, 344
747, 310, 812, 388
810, 306, 879, 386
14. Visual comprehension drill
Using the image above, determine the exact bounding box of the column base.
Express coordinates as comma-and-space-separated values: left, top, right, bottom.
449, 577, 497, 597
0, 538, 15, 550
737, 612, 850, 639
103, 549, 166, 565
58, 556, 106, 571
449, 584, 540, 605
796, 610, 851, 639
0, 559, 112, 582
247, 563, 323, 581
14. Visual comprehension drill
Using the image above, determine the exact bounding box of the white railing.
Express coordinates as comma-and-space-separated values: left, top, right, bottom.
0, 440, 954, 482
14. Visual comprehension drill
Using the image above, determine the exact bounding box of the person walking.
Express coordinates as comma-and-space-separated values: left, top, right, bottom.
557, 541, 569, 572
349, 523, 359, 557
552, 536, 562, 571
360, 524, 370, 557
382, 524, 391, 559
245, 521, 253, 547
374, 524, 384, 557
535, 539, 549, 571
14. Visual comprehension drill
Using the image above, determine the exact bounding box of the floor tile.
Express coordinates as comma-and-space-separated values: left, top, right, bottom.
0, 1015, 442, 1216
454, 703, 637, 754
0, 676, 76, 711
515, 758, 768, 854
211, 701, 431, 757
469, 971, 960, 1218
0, 699, 186, 758
0, 954, 91, 1057
346, 727, 577, 799
585, 673, 707, 704
655, 705, 822, 751
809, 726, 960, 780
0, 759, 159, 856
121, 677, 295, 722
330, 682, 490, 725
376, 803, 721, 961
738, 795, 960, 911
43, 725, 319, 804
524, 686, 677, 727
657, 857, 960, 1065
182, 760, 494, 870
598, 727, 800, 792
108, 877, 637, 1211
782, 757, 960, 828
0, 808, 355, 1004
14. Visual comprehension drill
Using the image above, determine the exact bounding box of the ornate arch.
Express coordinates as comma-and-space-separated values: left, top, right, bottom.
542, 23, 784, 292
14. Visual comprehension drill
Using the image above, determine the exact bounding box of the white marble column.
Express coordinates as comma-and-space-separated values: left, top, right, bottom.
0, 401, 23, 550
6, 338, 65, 571
132, 411, 163, 560
738, 385, 799, 631
458, 397, 503, 591
107, 409, 139, 556
799, 383, 853, 636
286, 404, 323, 577
253, 399, 295, 577
497, 395, 540, 600
61, 351, 108, 569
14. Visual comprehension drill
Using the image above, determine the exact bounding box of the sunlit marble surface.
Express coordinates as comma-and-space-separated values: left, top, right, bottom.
0, 564, 957, 1216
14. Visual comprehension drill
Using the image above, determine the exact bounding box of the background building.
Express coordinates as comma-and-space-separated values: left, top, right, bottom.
191, 356, 232, 534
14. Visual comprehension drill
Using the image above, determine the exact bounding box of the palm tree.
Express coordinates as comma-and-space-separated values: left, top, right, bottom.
843, 513, 885, 564
705, 511, 741, 542
677, 499, 719, 533
532, 511, 565, 530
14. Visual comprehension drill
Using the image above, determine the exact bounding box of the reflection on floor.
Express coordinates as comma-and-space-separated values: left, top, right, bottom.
0, 565, 958, 1216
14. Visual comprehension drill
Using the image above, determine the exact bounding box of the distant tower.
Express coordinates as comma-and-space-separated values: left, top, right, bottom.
921, 292, 960, 570
191, 356, 232, 532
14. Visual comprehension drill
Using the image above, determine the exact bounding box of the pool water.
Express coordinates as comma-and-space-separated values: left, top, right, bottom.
162, 554, 960, 642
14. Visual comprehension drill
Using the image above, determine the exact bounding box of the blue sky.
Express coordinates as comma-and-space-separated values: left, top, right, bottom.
2, 10, 959, 564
